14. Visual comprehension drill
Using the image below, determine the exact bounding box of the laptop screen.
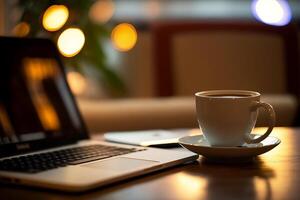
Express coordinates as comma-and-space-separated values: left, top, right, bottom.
0, 37, 88, 157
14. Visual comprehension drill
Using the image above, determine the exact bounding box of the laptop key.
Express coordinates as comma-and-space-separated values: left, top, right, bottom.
68, 155, 111, 165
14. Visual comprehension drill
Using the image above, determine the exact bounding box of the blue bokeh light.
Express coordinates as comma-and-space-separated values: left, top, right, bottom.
251, 0, 292, 26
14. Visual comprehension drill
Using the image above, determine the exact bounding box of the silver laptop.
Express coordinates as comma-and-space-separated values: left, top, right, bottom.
0, 37, 197, 192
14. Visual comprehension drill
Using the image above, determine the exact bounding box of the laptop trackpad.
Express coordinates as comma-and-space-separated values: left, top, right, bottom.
82, 157, 159, 171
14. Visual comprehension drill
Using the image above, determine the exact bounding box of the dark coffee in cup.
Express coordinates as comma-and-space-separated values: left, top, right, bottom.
206, 94, 253, 98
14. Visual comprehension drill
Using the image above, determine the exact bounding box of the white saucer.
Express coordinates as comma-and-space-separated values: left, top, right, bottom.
178, 134, 280, 159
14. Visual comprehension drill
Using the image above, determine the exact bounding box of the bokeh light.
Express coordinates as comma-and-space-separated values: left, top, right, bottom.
146, 0, 161, 19
67, 71, 87, 95
172, 173, 207, 198
111, 23, 138, 52
57, 28, 85, 57
251, 0, 292, 26
89, 0, 115, 24
42, 5, 69, 31
13, 22, 30, 37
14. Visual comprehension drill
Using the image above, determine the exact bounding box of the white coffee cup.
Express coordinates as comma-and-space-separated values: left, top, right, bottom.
195, 90, 275, 147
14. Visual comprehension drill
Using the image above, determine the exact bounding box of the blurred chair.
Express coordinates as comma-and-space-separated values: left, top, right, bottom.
152, 21, 300, 96
151, 21, 300, 126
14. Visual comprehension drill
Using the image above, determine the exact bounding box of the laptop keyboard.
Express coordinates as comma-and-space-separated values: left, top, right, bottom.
0, 144, 144, 173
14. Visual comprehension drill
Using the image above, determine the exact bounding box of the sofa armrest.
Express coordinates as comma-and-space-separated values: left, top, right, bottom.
78, 95, 298, 133
78, 97, 196, 133
259, 94, 298, 126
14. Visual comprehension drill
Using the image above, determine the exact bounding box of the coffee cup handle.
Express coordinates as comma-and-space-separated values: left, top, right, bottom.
245, 101, 276, 144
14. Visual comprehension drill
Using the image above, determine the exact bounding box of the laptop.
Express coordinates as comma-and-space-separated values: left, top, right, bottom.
0, 37, 197, 192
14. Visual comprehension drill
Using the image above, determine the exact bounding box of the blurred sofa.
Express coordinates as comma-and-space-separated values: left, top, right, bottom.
78, 94, 298, 133
77, 22, 300, 133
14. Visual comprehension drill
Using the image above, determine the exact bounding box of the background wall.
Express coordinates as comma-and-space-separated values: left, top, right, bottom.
120, 27, 300, 98
1, 0, 299, 99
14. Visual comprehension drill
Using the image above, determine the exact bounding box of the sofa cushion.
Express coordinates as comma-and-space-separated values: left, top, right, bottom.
78, 95, 298, 133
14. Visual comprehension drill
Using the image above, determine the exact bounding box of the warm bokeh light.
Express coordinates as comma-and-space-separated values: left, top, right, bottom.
57, 28, 85, 57
251, 0, 291, 26
146, 0, 161, 19
42, 5, 69, 31
13, 22, 30, 37
89, 0, 115, 24
111, 23, 138, 52
67, 71, 87, 95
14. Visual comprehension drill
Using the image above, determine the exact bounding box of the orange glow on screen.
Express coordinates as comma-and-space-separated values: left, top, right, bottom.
23, 58, 61, 131
0, 105, 15, 135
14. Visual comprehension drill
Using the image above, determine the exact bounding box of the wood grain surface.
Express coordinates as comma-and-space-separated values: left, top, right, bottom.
1, 127, 299, 200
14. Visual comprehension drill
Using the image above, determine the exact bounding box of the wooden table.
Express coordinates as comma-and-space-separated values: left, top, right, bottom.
1, 127, 300, 200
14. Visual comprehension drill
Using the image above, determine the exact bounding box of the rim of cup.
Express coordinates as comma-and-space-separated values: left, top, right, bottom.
195, 90, 260, 98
